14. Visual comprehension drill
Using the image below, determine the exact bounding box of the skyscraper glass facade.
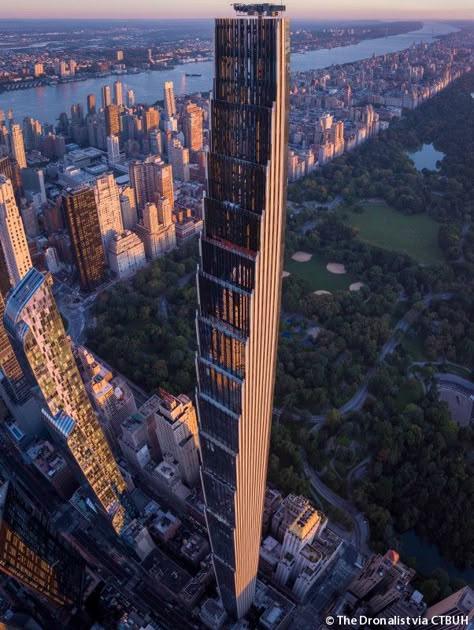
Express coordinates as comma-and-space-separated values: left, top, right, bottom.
196, 3, 289, 619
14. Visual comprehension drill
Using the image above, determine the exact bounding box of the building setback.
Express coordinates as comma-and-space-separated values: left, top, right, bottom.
4, 268, 128, 532
195, 3, 290, 619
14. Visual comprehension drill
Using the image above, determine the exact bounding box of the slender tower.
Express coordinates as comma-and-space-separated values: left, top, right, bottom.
4, 268, 127, 532
163, 82, 177, 119
0, 175, 32, 285
10, 124, 27, 170
0, 175, 32, 405
101, 84, 111, 110
196, 3, 289, 619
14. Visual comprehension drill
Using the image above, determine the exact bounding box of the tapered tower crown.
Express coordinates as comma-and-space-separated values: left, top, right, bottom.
232, 3, 286, 16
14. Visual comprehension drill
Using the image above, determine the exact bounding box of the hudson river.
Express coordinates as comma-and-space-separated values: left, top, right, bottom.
0, 22, 457, 123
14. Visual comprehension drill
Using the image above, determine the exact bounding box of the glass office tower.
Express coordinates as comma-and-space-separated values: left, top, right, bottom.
196, 3, 289, 619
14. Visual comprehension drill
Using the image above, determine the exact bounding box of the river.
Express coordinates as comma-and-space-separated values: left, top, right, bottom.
0, 21, 457, 124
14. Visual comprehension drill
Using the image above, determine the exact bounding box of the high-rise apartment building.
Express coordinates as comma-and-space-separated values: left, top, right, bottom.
87, 94, 96, 116
20, 167, 47, 207
275, 501, 321, 586
10, 124, 27, 169
129, 157, 174, 212
168, 138, 190, 182
149, 128, 163, 156
105, 104, 121, 137
0, 480, 85, 606
22, 117, 38, 151
107, 134, 121, 164
62, 186, 107, 291
0, 176, 32, 285
0, 175, 32, 406
4, 268, 128, 531
184, 102, 204, 152
143, 107, 160, 134
164, 81, 177, 119
0, 156, 22, 199
154, 389, 200, 487
134, 201, 176, 259
94, 173, 124, 257
0, 293, 30, 405
101, 84, 111, 109
126, 89, 135, 108
156, 161, 174, 206
78, 346, 137, 438
348, 550, 416, 614
114, 80, 123, 107
120, 186, 138, 230
195, 4, 289, 618
424, 588, 474, 629
108, 230, 146, 279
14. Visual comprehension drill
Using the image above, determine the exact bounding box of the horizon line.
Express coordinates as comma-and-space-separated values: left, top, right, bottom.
0, 15, 473, 21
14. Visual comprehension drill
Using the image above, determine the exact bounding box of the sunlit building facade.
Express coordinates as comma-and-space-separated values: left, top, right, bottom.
4, 268, 127, 532
129, 157, 174, 213
164, 81, 177, 119
0, 480, 84, 606
94, 173, 124, 258
62, 186, 107, 291
195, 3, 290, 618
0, 175, 32, 286
184, 102, 204, 152
10, 124, 27, 170
0, 175, 32, 404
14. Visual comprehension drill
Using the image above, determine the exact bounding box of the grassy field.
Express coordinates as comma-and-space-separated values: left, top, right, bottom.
284, 254, 353, 292
340, 201, 445, 265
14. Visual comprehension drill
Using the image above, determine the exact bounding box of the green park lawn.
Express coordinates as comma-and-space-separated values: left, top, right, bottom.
341, 201, 445, 265
284, 254, 353, 292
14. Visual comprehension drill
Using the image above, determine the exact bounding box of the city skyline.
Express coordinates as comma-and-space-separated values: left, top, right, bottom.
0, 2, 473, 20
0, 2, 471, 626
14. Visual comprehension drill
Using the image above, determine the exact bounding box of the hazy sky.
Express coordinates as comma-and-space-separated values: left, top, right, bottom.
0, 0, 473, 20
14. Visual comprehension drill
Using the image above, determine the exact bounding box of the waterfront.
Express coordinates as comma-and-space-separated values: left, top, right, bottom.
0, 21, 457, 124
401, 530, 474, 585
407, 143, 445, 171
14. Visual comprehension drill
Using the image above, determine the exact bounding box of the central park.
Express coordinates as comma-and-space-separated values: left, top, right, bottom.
85, 71, 474, 596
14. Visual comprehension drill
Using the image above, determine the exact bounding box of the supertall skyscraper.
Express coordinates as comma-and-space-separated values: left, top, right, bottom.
195, 3, 289, 619
4, 268, 128, 532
